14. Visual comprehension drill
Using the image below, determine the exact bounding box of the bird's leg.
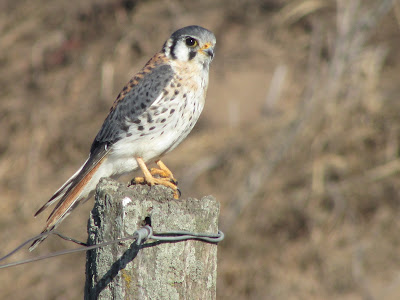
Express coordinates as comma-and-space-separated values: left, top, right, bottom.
132, 157, 180, 199
150, 160, 178, 185
132, 157, 160, 185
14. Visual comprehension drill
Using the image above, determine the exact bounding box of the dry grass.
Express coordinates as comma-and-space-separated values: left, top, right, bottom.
1, 0, 400, 299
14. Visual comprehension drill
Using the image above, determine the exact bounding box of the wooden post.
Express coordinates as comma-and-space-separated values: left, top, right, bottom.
84, 178, 220, 300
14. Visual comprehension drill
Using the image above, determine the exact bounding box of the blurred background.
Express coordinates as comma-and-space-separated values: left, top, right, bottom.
1, 0, 400, 299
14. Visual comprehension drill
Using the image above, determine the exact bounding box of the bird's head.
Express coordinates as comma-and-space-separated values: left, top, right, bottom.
163, 25, 216, 67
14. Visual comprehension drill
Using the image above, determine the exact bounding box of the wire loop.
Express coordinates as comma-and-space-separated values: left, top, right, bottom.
0, 226, 224, 269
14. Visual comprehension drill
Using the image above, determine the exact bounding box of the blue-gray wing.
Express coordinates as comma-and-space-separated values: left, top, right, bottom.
90, 63, 174, 153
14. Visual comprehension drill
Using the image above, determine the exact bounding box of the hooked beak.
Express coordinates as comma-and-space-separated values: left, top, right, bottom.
199, 42, 214, 59
205, 48, 214, 59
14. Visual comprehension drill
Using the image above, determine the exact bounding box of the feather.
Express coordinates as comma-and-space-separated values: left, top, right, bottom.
34, 157, 88, 216
29, 145, 109, 251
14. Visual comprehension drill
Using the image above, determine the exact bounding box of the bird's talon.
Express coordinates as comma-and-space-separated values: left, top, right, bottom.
175, 188, 181, 199
130, 177, 146, 186
150, 167, 178, 185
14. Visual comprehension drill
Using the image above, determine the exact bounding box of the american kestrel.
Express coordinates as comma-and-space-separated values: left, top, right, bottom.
29, 25, 216, 251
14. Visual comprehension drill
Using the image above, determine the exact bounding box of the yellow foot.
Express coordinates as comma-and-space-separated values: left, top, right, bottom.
131, 176, 180, 199
150, 160, 178, 185
150, 168, 178, 185
131, 157, 180, 199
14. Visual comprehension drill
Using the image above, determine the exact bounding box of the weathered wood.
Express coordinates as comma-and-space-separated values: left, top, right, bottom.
84, 178, 219, 300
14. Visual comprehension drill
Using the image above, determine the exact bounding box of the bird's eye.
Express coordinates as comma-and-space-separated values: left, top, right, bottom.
185, 37, 198, 47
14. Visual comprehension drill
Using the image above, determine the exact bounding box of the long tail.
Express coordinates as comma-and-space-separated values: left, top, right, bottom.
33, 158, 89, 217
29, 149, 109, 251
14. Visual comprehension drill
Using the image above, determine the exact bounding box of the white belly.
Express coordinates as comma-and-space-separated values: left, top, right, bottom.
107, 92, 205, 176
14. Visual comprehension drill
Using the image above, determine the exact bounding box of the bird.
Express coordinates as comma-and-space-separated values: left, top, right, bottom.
29, 25, 216, 251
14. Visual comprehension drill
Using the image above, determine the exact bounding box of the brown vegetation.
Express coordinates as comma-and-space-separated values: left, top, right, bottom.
1, 0, 400, 299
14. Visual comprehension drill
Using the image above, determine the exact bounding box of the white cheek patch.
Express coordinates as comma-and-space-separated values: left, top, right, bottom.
173, 41, 190, 61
